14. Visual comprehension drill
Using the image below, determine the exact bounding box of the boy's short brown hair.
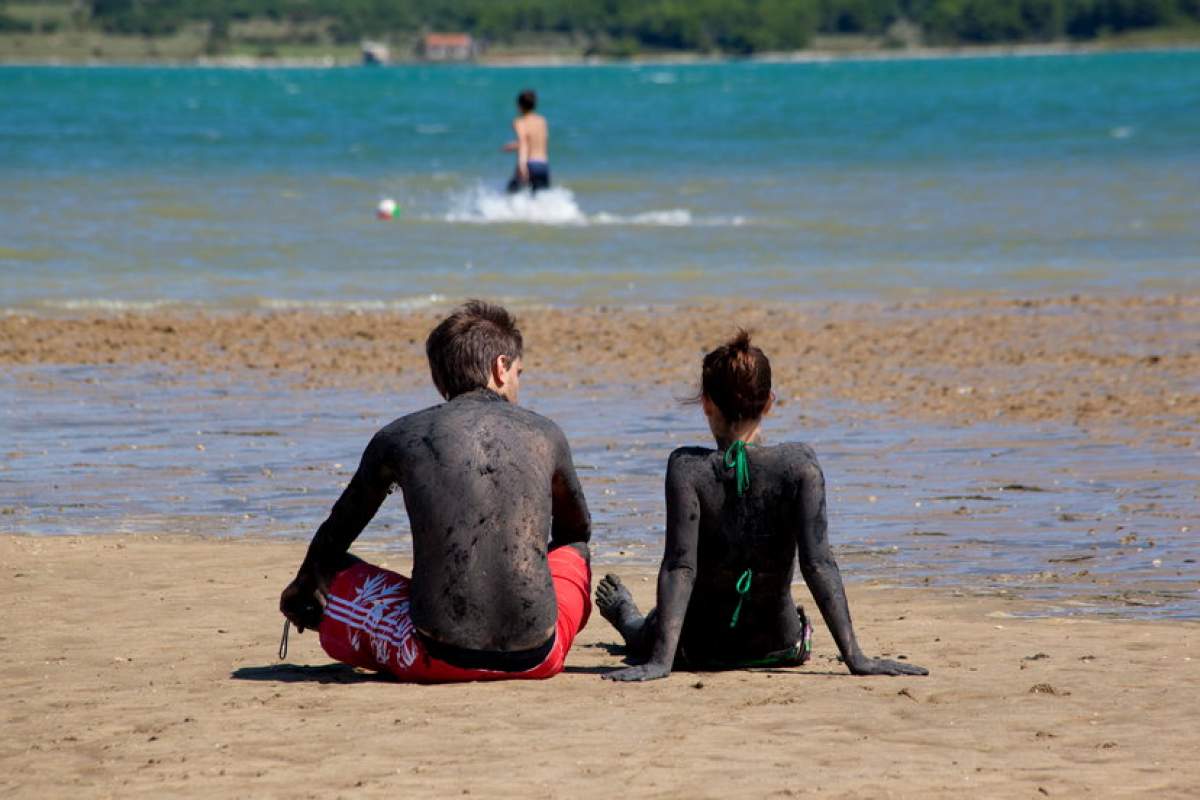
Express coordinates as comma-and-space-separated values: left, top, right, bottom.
426, 300, 524, 399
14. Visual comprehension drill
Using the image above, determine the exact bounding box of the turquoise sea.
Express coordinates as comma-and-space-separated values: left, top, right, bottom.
2, 50, 1199, 310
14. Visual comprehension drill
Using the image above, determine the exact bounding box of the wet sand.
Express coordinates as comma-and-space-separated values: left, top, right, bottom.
1, 534, 1196, 798
3, 293, 1197, 441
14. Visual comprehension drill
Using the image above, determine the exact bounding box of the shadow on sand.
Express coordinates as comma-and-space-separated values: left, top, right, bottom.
582, 640, 628, 657
231, 663, 387, 684
575, 641, 848, 677
562, 664, 622, 675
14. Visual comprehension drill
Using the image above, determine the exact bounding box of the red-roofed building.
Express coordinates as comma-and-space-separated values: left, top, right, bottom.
419, 33, 477, 62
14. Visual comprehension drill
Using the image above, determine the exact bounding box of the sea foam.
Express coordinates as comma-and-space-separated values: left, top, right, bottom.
443, 185, 743, 228
445, 186, 588, 225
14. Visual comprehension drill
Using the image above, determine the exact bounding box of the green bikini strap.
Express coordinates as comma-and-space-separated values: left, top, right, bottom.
723, 439, 752, 497
724, 441, 755, 628
729, 568, 753, 628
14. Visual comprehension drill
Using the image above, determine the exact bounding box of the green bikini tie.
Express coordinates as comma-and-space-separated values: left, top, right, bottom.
729, 568, 753, 628
723, 440, 752, 497
725, 440, 754, 628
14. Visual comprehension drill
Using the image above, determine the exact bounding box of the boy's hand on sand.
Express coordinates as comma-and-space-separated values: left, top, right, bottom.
279, 574, 326, 633
602, 662, 671, 682
848, 656, 929, 676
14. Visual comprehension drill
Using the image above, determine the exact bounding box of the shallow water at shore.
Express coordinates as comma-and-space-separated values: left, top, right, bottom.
3, 53, 1199, 309
3, 364, 1195, 618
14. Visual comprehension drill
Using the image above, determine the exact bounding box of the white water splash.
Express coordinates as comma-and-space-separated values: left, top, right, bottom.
443, 185, 744, 228
446, 186, 588, 225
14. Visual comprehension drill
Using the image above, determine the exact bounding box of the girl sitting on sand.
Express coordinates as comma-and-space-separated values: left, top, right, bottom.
595, 331, 928, 681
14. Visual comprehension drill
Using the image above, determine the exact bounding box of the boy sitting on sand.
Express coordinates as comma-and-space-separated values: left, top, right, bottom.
280, 301, 592, 682
596, 332, 928, 681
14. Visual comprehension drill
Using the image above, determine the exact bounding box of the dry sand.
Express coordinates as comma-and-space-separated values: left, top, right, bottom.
1, 535, 1196, 799
3, 294, 1197, 442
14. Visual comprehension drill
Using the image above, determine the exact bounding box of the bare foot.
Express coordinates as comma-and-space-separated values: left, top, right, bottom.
595, 573, 644, 643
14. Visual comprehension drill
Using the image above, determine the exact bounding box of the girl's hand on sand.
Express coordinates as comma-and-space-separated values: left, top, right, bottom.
603, 662, 671, 682
848, 656, 929, 676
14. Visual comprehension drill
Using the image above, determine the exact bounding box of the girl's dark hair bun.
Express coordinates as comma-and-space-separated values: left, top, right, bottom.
701, 330, 772, 423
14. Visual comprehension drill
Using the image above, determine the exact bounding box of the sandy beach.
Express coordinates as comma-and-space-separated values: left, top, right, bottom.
1, 534, 1196, 798
2, 296, 1197, 796
3, 294, 1197, 441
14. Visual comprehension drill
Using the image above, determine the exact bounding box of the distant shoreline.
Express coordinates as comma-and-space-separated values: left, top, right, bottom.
2, 39, 1198, 69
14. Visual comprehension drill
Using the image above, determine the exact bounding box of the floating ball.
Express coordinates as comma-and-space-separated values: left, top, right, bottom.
376, 198, 399, 220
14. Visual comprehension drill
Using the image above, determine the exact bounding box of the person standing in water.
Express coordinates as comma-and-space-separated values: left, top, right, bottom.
503, 89, 550, 193
595, 331, 929, 681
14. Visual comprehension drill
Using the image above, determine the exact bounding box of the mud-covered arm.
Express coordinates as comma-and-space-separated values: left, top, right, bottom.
795, 453, 927, 676
549, 427, 591, 548
280, 433, 395, 630
605, 457, 699, 681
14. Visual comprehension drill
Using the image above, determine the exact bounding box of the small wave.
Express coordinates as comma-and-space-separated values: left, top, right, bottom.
443, 185, 746, 228
14, 296, 448, 315
255, 295, 447, 313
592, 209, 691, 226
33, 298, 183, 312
596, 210, 746, 226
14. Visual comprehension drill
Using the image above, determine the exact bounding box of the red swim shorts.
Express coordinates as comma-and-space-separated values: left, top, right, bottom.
318, 546, 591, 683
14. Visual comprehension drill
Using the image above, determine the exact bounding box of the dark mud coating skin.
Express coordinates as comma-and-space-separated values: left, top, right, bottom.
598, 443, 928, 680
284, 388, 590, 652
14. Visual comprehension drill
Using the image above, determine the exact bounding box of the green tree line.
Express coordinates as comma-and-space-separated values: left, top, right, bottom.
0, 0, 34, 33
84, 0, 1200, 51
